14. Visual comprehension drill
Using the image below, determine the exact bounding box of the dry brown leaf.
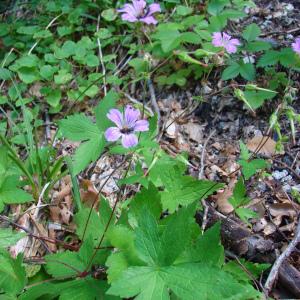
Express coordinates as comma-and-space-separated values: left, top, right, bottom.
247, 136, 284, 157
80, 179, 99, 209
183, 122, 203, 142
216, 177, 236, 214
268, 203, 297, 218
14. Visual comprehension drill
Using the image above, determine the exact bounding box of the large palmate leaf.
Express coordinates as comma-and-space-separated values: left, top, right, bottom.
159, 166, 223, 212
19, 277, 119, 300
0, 252, 26, 295
106, 208, 261, 300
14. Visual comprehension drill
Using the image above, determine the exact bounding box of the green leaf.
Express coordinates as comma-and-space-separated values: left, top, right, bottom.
257, 50, 280, 67
180, 223, 224, 267
239, 159, 269, 179
239, 141, 251, 160
59, 114, 104, 173
0, 175, 32, 210
239, 63, 255, 81
128, 58, 149, 74
0, 68, 12, 80
0, 228, 25, 249
235, 207, 257, 223
245, 41, 271, 52
33, 29, 52, 39
54, 69, 72, 85
101, 8, 117, 21
108, 263, 260, 300
75, 199, 112, 243
228, 177, 250, 209
207, 0, 228, 15
152, 23, 182, 53
59, 114, 99, 141
45, 89, 61, 107
95, 90, 119, 131
159, 166, 223, 212
0, 253, 26, 294
176, 5, 193, 16
40, 65, 57, 80
17, 67, 39, 84
19, 277, 117, 300
242, 24, 261, 42
221, 62, 240, 80
85, 54, 99, 67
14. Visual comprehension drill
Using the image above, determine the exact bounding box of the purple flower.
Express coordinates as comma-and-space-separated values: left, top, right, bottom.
105, 106, 149, 148
292, 38, 300, 55
118, 0, 161, 25
212, 32, 241, 54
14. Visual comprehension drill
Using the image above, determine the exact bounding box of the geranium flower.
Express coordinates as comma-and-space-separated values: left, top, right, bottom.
212, 32, 241, 54
118, 0, 161, 25
105, 106, 149, 148
292, 38, 300, 55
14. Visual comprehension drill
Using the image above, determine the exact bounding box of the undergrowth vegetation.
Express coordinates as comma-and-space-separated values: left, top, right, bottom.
0, 0, 299, 299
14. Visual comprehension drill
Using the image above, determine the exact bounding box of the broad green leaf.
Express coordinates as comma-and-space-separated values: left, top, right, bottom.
228, 177, 250, 209
59, 114, 99, 141
235, 207, 257, 223
0, 228, 25, 249
257, 50, 280, 67
45, 89, 61, 107
221, 62, 240, 80
19, 277, 117, 300
239, 159, 269, 179
17, 67, 39, 84
159, 166, 223, 212
239, 63, 255, 81
101, 8, 117, 21
95, 90, 119, 131
180, 223, 224, 267
207, 0, 228, 15
245, 41, 271, 52
128, 58, 149, 74
0, 175, 32, 211
54, 69, 72, 85
85, 54, 99, 67
59, 113, 104, 173
242, 24, 261, 42
0, 68, 12, 80
108, 263, 260, 300
0, 253, 26, 294
176, 5, 193, 16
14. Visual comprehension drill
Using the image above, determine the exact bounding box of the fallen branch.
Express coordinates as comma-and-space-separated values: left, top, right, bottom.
264, 216, 300, 295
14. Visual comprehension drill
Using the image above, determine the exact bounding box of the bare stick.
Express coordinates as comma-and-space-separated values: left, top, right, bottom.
147, 78, 160, 123
264, 216, 300, 295
96, 14, 107, 96
28, 14, 63, 55
198, 129, 216, 179
122, 92, 154, 116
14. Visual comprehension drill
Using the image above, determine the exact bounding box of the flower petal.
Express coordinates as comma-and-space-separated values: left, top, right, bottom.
134, 119, 149, 132
105, 127, 121, 142
124, 105, 140, 127
212, 32, 223, 47
122, 133, 138, 148
148, 3, 161, 14
225, 43, 238, 54
120, 13, 139, 22
292, 38, 300, 55
230, 38, 241, 46
107, 109, 123, 128
140, 16, 158, 25
132, 0, 146, 16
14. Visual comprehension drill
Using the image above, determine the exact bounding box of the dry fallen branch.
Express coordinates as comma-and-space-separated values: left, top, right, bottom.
264, 215, 300, 295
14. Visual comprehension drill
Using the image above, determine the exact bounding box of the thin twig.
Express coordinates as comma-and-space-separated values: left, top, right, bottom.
122, 91, 154, 116
199, 129, 216, 179
264, 216, 300, 295
147, 78, 160, 123
96, 14, 107, 96
28, 14, 63, 55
